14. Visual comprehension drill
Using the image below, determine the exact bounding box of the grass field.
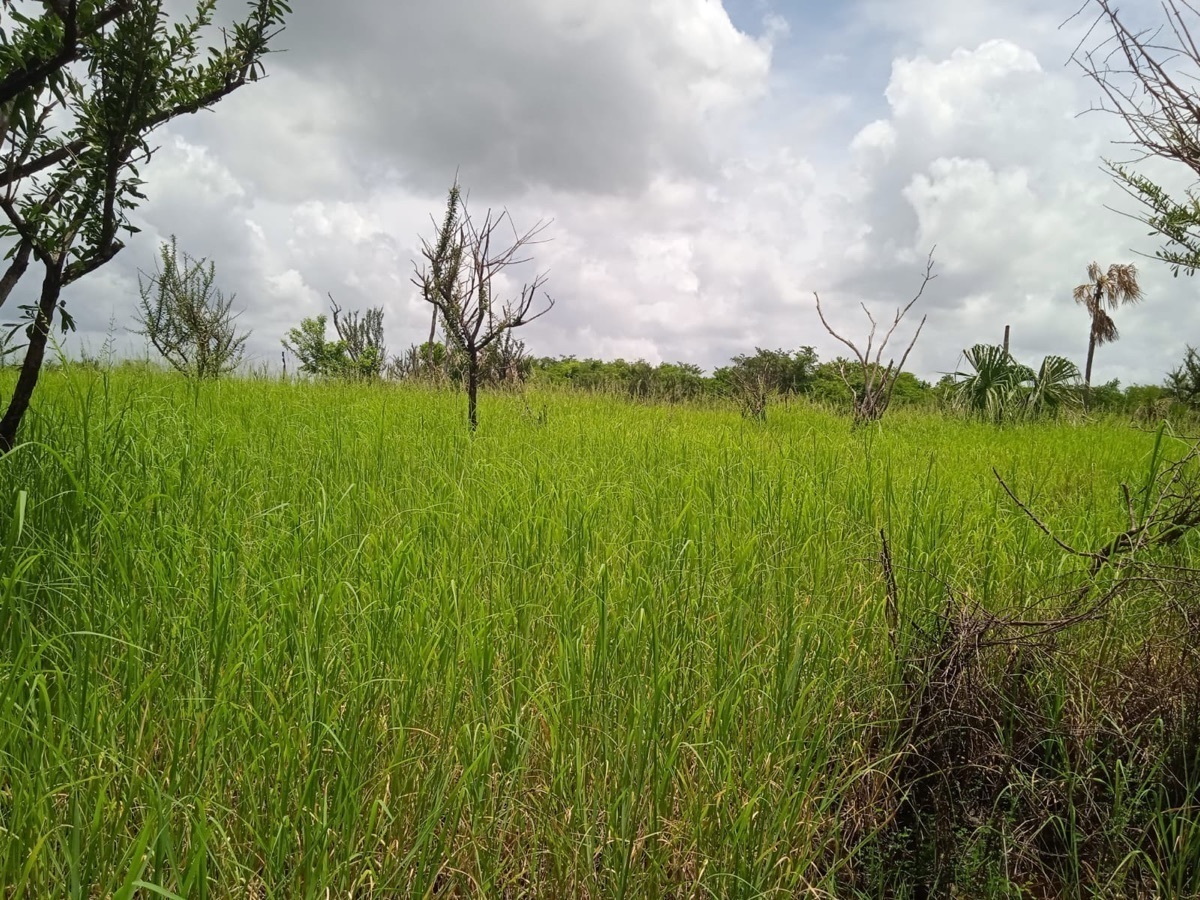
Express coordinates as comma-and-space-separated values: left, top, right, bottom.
0, 368, 1197, 898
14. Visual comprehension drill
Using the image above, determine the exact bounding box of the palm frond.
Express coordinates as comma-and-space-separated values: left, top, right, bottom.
953, 343, 1032, 423
1102, 262, 1142, 309
1028, 354, 1081, 416
1092, 308, 1119, 345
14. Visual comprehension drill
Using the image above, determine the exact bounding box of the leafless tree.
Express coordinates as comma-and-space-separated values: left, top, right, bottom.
413, 183, 554, 429
133, 235, 248, 378
813, 249, 935, 426
1073, 0, 1200, 274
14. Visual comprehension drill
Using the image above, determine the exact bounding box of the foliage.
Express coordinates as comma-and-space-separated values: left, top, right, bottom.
811, 359, 932, 410
1027, 354, 1082, 416
1167, 345, 1200, 408
282, 315, 346, 377
532, 356, 708, 401
953, 344, 1038, 423
1075, 0, 1200, 275
0, 0, 290, 449
952, 346, 1081, 422
330, 297, 386, 380
133, 234, 248, 378
712, 346, 817, 421
712, 346, 817, 396
283, 299, 389, 380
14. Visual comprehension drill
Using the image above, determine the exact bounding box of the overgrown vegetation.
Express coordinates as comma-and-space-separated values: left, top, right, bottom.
0, 366, 1196, 897
3, 1, 1200, 897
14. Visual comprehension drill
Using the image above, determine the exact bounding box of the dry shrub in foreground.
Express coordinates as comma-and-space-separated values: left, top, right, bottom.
842, 434, 1200, 897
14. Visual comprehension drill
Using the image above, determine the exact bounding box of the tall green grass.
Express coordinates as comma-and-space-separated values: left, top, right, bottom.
0, 368, 1194, 897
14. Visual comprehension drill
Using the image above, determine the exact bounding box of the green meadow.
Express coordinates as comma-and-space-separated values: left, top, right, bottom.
0, 368, 1196, 897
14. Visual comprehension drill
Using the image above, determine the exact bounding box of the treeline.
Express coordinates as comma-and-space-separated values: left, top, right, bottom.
527, 347, 932, 408
392, 338, 1192, 421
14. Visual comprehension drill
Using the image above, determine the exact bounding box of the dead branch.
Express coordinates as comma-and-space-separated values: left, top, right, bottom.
814, 248, 935, 425
995, 435, 1200, 578
1074, 0, 1200, 171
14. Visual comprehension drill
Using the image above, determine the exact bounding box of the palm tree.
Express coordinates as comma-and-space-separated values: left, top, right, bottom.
1027, 355, 1081, 417
1072, 262, 1143, 400
953, 344, 1033, 424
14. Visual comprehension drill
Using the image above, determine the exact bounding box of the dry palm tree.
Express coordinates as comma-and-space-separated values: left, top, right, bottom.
1072, 262, 1143, 400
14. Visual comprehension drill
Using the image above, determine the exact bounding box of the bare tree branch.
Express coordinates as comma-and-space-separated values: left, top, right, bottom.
412, 183, 555, 429
813, 248, 935, 425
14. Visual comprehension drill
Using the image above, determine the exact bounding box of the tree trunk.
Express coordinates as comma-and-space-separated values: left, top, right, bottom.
467, 354, 479, 431
0, 261, 62, 453
0, 238, 32, 309
1083, 328, 1097, 410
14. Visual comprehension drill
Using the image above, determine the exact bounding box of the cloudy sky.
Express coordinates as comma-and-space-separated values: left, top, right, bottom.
25, 0, 1200, 384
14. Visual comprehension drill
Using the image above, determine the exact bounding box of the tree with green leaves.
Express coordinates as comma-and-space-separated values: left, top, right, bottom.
413, 182, 555, 430
1167, 345, 1200, 408
953, 344, 1034, 423
133, 235, 248, 378
1027, 354, 1082, 417
282, 315, 345, 377
0, 0, 289, 450
713, 346, 817, 419
0, 1, 136, 125
953, 344, 1080, 422
1072, 261, 1142, 401
329, 295, 386, 379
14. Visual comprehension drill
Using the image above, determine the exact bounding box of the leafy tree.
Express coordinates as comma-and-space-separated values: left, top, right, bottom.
713, 346, 817, 396
1167, 345, 1200, 408
133, 234, 248, 378
713, 346, 816, 419
282, 315, 346, 377
953, 345, 1081, 422
0, 1, 136, 121
1072, 262, 1142, 401
283, 298, 388, 380
478, 331, 533, 387
0, 0, 290, 451
413, 182, 555, 430
330, 295, 385, 379
390, 340, 451, 382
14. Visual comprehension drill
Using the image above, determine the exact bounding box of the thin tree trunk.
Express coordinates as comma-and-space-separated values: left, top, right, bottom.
467, 354, 479, 431
1083, 329, 1097, 410
0, 261, 62, 453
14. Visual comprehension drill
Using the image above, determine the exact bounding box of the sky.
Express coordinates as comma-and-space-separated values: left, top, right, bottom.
16, 0, 1200, 385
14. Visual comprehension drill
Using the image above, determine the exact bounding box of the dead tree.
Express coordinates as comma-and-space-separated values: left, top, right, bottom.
813, 249, 935, 426
1073, 0, 1200, 274
413, 183, 554, 430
